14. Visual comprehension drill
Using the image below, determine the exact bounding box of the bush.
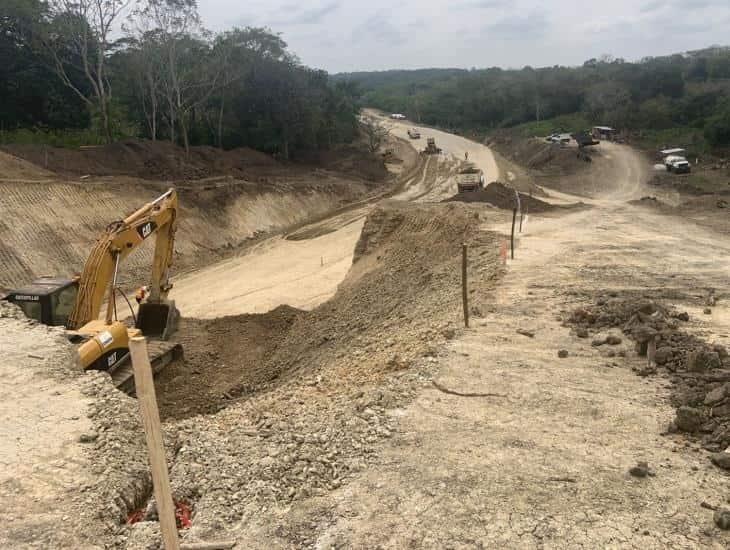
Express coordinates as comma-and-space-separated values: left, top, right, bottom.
705, 105, 730, 147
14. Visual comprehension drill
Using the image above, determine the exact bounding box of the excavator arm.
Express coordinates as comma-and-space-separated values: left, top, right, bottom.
68, 188, 178, 329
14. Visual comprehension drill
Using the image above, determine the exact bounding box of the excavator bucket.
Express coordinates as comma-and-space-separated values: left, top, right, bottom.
136, 299, 179, 340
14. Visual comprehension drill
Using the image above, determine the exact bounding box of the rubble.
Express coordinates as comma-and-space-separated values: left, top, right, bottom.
567, 294, 730, 450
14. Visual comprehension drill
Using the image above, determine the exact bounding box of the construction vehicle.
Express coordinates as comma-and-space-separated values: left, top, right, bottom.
408, 128, 421, 139
456, 164, 485, 193
422, 137, 441, 155
2, 188, 182, 394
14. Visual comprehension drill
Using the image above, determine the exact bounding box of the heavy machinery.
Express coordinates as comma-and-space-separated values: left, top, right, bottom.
422, 137, 441, 155
408, 128, 421, 139
2, 188, 182, 394
456, 164, 485, 193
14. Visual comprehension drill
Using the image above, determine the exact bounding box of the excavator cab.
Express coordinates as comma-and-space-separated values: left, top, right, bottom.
4, 277, 79, 327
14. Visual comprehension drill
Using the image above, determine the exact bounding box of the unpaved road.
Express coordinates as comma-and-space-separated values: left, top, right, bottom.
171, 119, 500, 317
208, 137, 730, 547
306, 145, 730, 547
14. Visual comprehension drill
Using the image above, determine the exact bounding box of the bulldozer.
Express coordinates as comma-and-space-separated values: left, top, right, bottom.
422, 137, 442, 155
2, 188, 182, 394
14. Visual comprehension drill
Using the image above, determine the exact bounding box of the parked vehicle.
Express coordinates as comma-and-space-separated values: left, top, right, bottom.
390, 113, 406, 120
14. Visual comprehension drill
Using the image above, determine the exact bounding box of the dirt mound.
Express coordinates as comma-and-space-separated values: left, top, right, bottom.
444, 181, 559, 213
0, 150, 55, 180
629, 196, 665, 208
489, 133, 591, 173
3, 140, 276, 180
156, 201, 503, 420
567, 294, 730, 452
156, 305, 303, 420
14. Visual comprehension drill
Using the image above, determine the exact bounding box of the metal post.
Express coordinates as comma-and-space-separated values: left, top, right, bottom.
461, 243, 469, 328
510, 208, 517, 260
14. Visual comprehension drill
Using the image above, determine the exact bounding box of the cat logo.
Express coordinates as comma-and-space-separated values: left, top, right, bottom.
136, 221, 157, 239
107, 351, 117, 368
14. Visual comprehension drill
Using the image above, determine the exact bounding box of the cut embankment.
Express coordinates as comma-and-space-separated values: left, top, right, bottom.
156, 201, 503, 419
0, 177, 377, 291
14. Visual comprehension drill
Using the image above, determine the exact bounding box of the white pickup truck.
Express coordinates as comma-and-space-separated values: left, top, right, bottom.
665, 155, 691, 174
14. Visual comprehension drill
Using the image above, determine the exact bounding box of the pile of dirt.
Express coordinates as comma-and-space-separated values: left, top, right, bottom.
0, 150, 55, 180
2, 137, 397, 184
488, 133, 593, 174
567, 294, 730, 452
629, 195, 665, 207
157, 201, 503, 422
156, 306, 304, 420
3, 140, 275, 181
266, 201, 502, 388
445, 181, 559, 213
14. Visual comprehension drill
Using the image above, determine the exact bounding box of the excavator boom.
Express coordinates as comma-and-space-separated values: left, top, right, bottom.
68, 188, 178, 330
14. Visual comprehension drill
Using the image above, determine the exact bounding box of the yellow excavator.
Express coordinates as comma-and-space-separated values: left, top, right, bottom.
3, 188, 182, 393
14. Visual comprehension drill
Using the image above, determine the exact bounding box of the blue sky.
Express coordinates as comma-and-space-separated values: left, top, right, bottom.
197, 0, 730, 72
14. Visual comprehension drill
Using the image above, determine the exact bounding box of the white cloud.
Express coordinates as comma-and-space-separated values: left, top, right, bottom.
196, 0, 730, 72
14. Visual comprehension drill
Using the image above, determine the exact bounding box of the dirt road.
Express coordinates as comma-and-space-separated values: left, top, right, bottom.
303, 145, 730, 547
170, 118, 499, 316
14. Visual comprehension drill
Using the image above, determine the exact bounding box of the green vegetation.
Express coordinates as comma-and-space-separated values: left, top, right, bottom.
337, 50, 730, 152
1, 0, 359, 157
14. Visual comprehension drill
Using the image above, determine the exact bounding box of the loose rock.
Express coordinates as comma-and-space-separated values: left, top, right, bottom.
675, 406, 703, 432
714, 508, 730, 530
710, 452, 730, 471
628, 461, 652, 478
687, 350, 721, 372
558, 349, 569, 358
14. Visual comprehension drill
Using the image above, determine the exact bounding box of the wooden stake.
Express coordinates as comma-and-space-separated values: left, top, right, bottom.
647, 335, 657, 367
180, 543, 236, 550
461, 243, 469, 328
510, 208, 517, 260
130, 337, 181, 550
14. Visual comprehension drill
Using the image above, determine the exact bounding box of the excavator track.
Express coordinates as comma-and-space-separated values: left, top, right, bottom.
109, 339, 183, 396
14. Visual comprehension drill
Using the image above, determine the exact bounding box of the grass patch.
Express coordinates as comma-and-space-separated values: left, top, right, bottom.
631, 127, 709, 157
511, 114, 592, 138
0, 128, 106, 148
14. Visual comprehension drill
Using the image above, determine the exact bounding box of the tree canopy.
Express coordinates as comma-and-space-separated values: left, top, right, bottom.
336, 48, 730, 148
1, 0, 359, 157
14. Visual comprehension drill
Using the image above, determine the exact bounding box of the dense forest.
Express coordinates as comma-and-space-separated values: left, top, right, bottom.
0, 0, 359, 157
337, 49, 730, 151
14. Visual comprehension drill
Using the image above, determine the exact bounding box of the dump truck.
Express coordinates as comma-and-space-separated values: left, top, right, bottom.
456, 164, 485, 192
422, 137, 441, 155
2, 188, 183, 394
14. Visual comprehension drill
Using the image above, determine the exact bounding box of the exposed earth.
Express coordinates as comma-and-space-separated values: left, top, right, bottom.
1, 115, 730, 549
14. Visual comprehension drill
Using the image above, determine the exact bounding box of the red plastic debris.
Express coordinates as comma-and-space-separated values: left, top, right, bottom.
126, 509, 145, 525
175, 500, 192, 529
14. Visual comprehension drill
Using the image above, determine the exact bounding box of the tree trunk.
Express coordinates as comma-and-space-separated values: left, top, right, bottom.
217, 95, 225, 149
180, 115, 190, 155
101, 99, 112, 143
